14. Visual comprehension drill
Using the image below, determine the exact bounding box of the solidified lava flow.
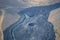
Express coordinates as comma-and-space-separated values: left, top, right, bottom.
4, 3, 60, 40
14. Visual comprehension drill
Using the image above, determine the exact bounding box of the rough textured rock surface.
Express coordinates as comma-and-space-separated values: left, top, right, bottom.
3, 3, 60, 40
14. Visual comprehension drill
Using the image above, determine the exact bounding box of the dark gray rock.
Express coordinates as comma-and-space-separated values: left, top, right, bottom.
3, 3, 60, 40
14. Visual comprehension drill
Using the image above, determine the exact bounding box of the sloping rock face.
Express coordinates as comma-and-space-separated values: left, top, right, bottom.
3, 3, 60, 40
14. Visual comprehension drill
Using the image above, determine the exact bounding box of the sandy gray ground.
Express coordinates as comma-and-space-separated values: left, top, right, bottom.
0, 12, 4, 40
